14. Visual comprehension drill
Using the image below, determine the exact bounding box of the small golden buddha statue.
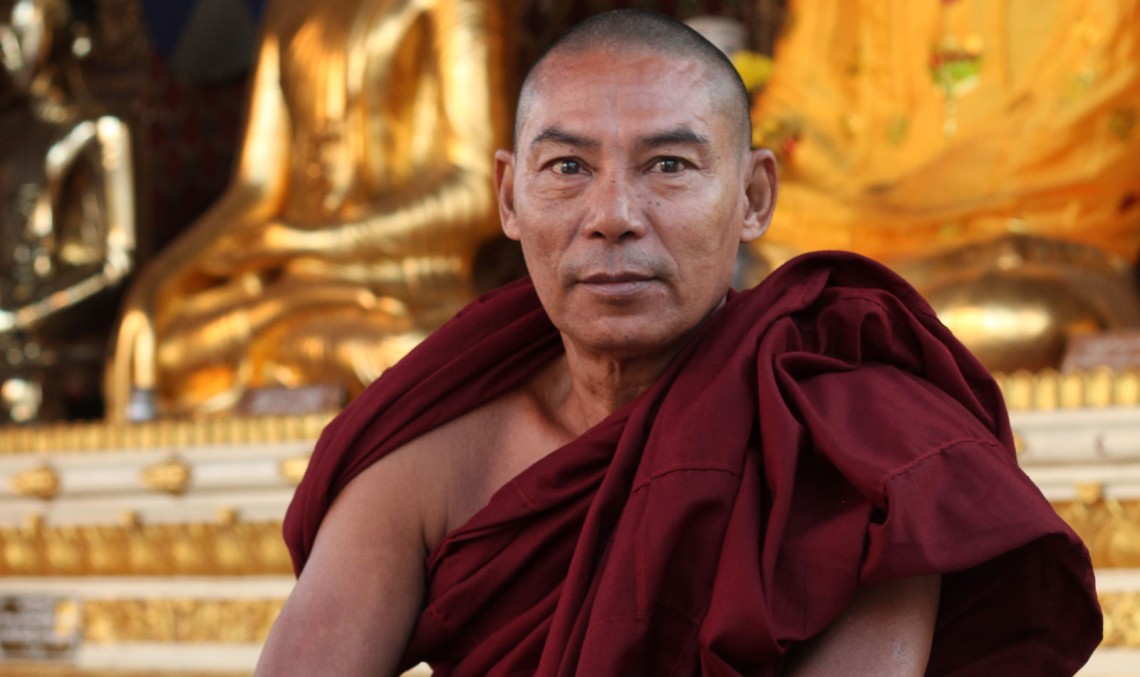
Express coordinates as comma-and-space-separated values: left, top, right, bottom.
0, 0, 134, 423
106, 0, 511, 420
749, 0, 1140, 373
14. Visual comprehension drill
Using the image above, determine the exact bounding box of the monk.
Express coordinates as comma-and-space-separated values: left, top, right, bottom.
260, 10, 1101, 676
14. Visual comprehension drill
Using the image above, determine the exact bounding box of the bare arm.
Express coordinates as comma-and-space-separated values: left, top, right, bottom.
255, 455, 427, 676
784, 575, 941, 676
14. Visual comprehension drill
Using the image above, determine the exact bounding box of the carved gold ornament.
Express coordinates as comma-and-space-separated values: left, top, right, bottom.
1053, 495, 1140, 569
0, 520, 292, 576
996, 368, 1140, 411
82, 598, 284, 644
139, 457, 192, 495
0, 412, 331, 455
11, 464, 61, 500
1102, 592, 1140, 648
279, 455, 310, 485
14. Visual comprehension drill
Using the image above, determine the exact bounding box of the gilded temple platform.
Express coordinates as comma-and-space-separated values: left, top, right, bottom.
0, 371, 1138, 675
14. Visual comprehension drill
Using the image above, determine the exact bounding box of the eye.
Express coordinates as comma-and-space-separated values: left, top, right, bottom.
653, 157, 686, 174
551, 158, 583, 175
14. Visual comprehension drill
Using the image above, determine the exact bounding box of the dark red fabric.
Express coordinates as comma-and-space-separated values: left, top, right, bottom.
283, 251, 1101, 676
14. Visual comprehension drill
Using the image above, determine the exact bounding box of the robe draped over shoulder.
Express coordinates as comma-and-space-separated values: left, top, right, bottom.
283, 251, 1101, 676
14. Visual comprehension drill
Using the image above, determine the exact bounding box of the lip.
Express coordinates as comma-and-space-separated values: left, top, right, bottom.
577, 272, 657, 296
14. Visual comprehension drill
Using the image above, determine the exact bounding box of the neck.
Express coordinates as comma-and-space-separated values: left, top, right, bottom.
546, 338, 684, 435
538, 298, 729, 436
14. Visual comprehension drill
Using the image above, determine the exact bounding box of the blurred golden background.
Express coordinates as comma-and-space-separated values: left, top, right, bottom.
0, 0, 1138, 674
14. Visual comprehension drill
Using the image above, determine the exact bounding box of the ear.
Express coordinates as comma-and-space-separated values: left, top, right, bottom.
740, 148, 778, 243
495, 149, 520, 240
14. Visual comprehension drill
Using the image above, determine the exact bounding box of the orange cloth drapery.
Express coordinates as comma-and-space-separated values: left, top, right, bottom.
753, 0, 1140, 263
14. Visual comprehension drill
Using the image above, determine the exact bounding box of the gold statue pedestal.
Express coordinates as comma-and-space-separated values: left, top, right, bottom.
896, 234, 1140, 374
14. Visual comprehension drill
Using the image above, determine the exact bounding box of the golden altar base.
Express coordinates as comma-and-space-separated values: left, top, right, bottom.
0, 371, 1138, 675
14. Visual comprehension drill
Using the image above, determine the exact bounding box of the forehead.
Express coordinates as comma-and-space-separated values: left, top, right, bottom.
520, 47, 729, 146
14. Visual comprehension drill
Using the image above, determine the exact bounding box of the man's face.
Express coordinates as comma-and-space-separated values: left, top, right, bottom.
497, 47, 774, 360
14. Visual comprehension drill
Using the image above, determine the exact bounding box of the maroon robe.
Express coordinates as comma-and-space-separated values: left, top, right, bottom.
284, 251, 1101, 675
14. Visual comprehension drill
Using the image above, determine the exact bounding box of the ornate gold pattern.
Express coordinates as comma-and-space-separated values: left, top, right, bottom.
1053, 495, 1140, 569
278, 455, 310, 485
0, 369, 1132, 456
82, 599, 284, 644
995, 368, 1140, 411
0, 412, 331, 455
0, 495, 1136, 576
1101, 592, 1140, 648
0, 520, 292, 576
139, 457, 192, 495
0, 671, 249, 677
8, 591, 1140, 649
10, 464, 61, 500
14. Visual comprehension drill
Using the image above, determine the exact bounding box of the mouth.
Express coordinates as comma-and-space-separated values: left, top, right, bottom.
577, 271, 658, 297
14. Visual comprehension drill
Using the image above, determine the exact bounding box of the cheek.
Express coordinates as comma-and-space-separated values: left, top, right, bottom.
515, 200, 580, 266
516, 229, 565, 295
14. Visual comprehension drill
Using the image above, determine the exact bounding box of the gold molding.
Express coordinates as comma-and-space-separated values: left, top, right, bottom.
1, 494, 1138, 576
10, 465, 61, 500
0, 520, 292, 577
0, 369, 1133, 458
1102, 592, 1140, 648
0, 413, 334, 455
140, 457, 193, 495
0, 671, 249, 677
11, 592, 1140, 649
82, 599, 284, 644
278, 455, 310, 485
995, 367, 1140, 411
1053, 495, 1140, 569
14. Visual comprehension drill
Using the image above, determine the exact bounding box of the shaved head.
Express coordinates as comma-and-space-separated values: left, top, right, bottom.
515, 9, 753, 151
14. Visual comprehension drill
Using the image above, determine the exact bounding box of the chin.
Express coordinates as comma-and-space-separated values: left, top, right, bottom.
568, 318, 693, 360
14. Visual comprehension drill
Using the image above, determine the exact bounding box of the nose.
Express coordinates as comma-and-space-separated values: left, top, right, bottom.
581, 175, 647, 243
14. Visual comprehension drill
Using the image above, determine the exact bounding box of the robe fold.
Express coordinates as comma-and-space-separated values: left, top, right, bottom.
284, 251, 1101, 676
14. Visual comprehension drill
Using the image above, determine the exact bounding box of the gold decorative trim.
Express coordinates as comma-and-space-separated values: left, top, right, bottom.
0, 370, 1132, 457
0, 413, 334, 455
995, 367, 1140, 411
0, 520, 292, 577
1053, 494, 1140, 569
1, 493, 1138, 576
1102, 592, 1140, 648
82, 599, 284, 644
0, 671, 250, 677
278, 455, 310, 485
17, 593, 1140, 648
10, 465, 61, 500
140, 457, 193, 496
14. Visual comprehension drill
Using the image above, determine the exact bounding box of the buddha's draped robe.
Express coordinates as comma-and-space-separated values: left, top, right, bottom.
751, 0, 1140, 264
284, 252, 1101, 675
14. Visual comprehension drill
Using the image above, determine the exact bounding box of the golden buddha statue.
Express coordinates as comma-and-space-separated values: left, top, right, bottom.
0, 0, 134, 422
106, 0, 511, 421
749, 0, 1140, 372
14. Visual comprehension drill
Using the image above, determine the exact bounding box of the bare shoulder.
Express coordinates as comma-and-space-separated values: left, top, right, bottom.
412, 355, 577, 549
253, 430, 434, 675
255, 359, 570, 676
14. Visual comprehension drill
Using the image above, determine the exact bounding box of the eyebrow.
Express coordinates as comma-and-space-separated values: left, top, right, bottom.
527, 126, 711, 153
529, 127, 600, 151
638, 127, 710, 149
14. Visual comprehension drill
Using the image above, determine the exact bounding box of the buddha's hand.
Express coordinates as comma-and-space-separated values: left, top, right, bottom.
199, 221, 320, 275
